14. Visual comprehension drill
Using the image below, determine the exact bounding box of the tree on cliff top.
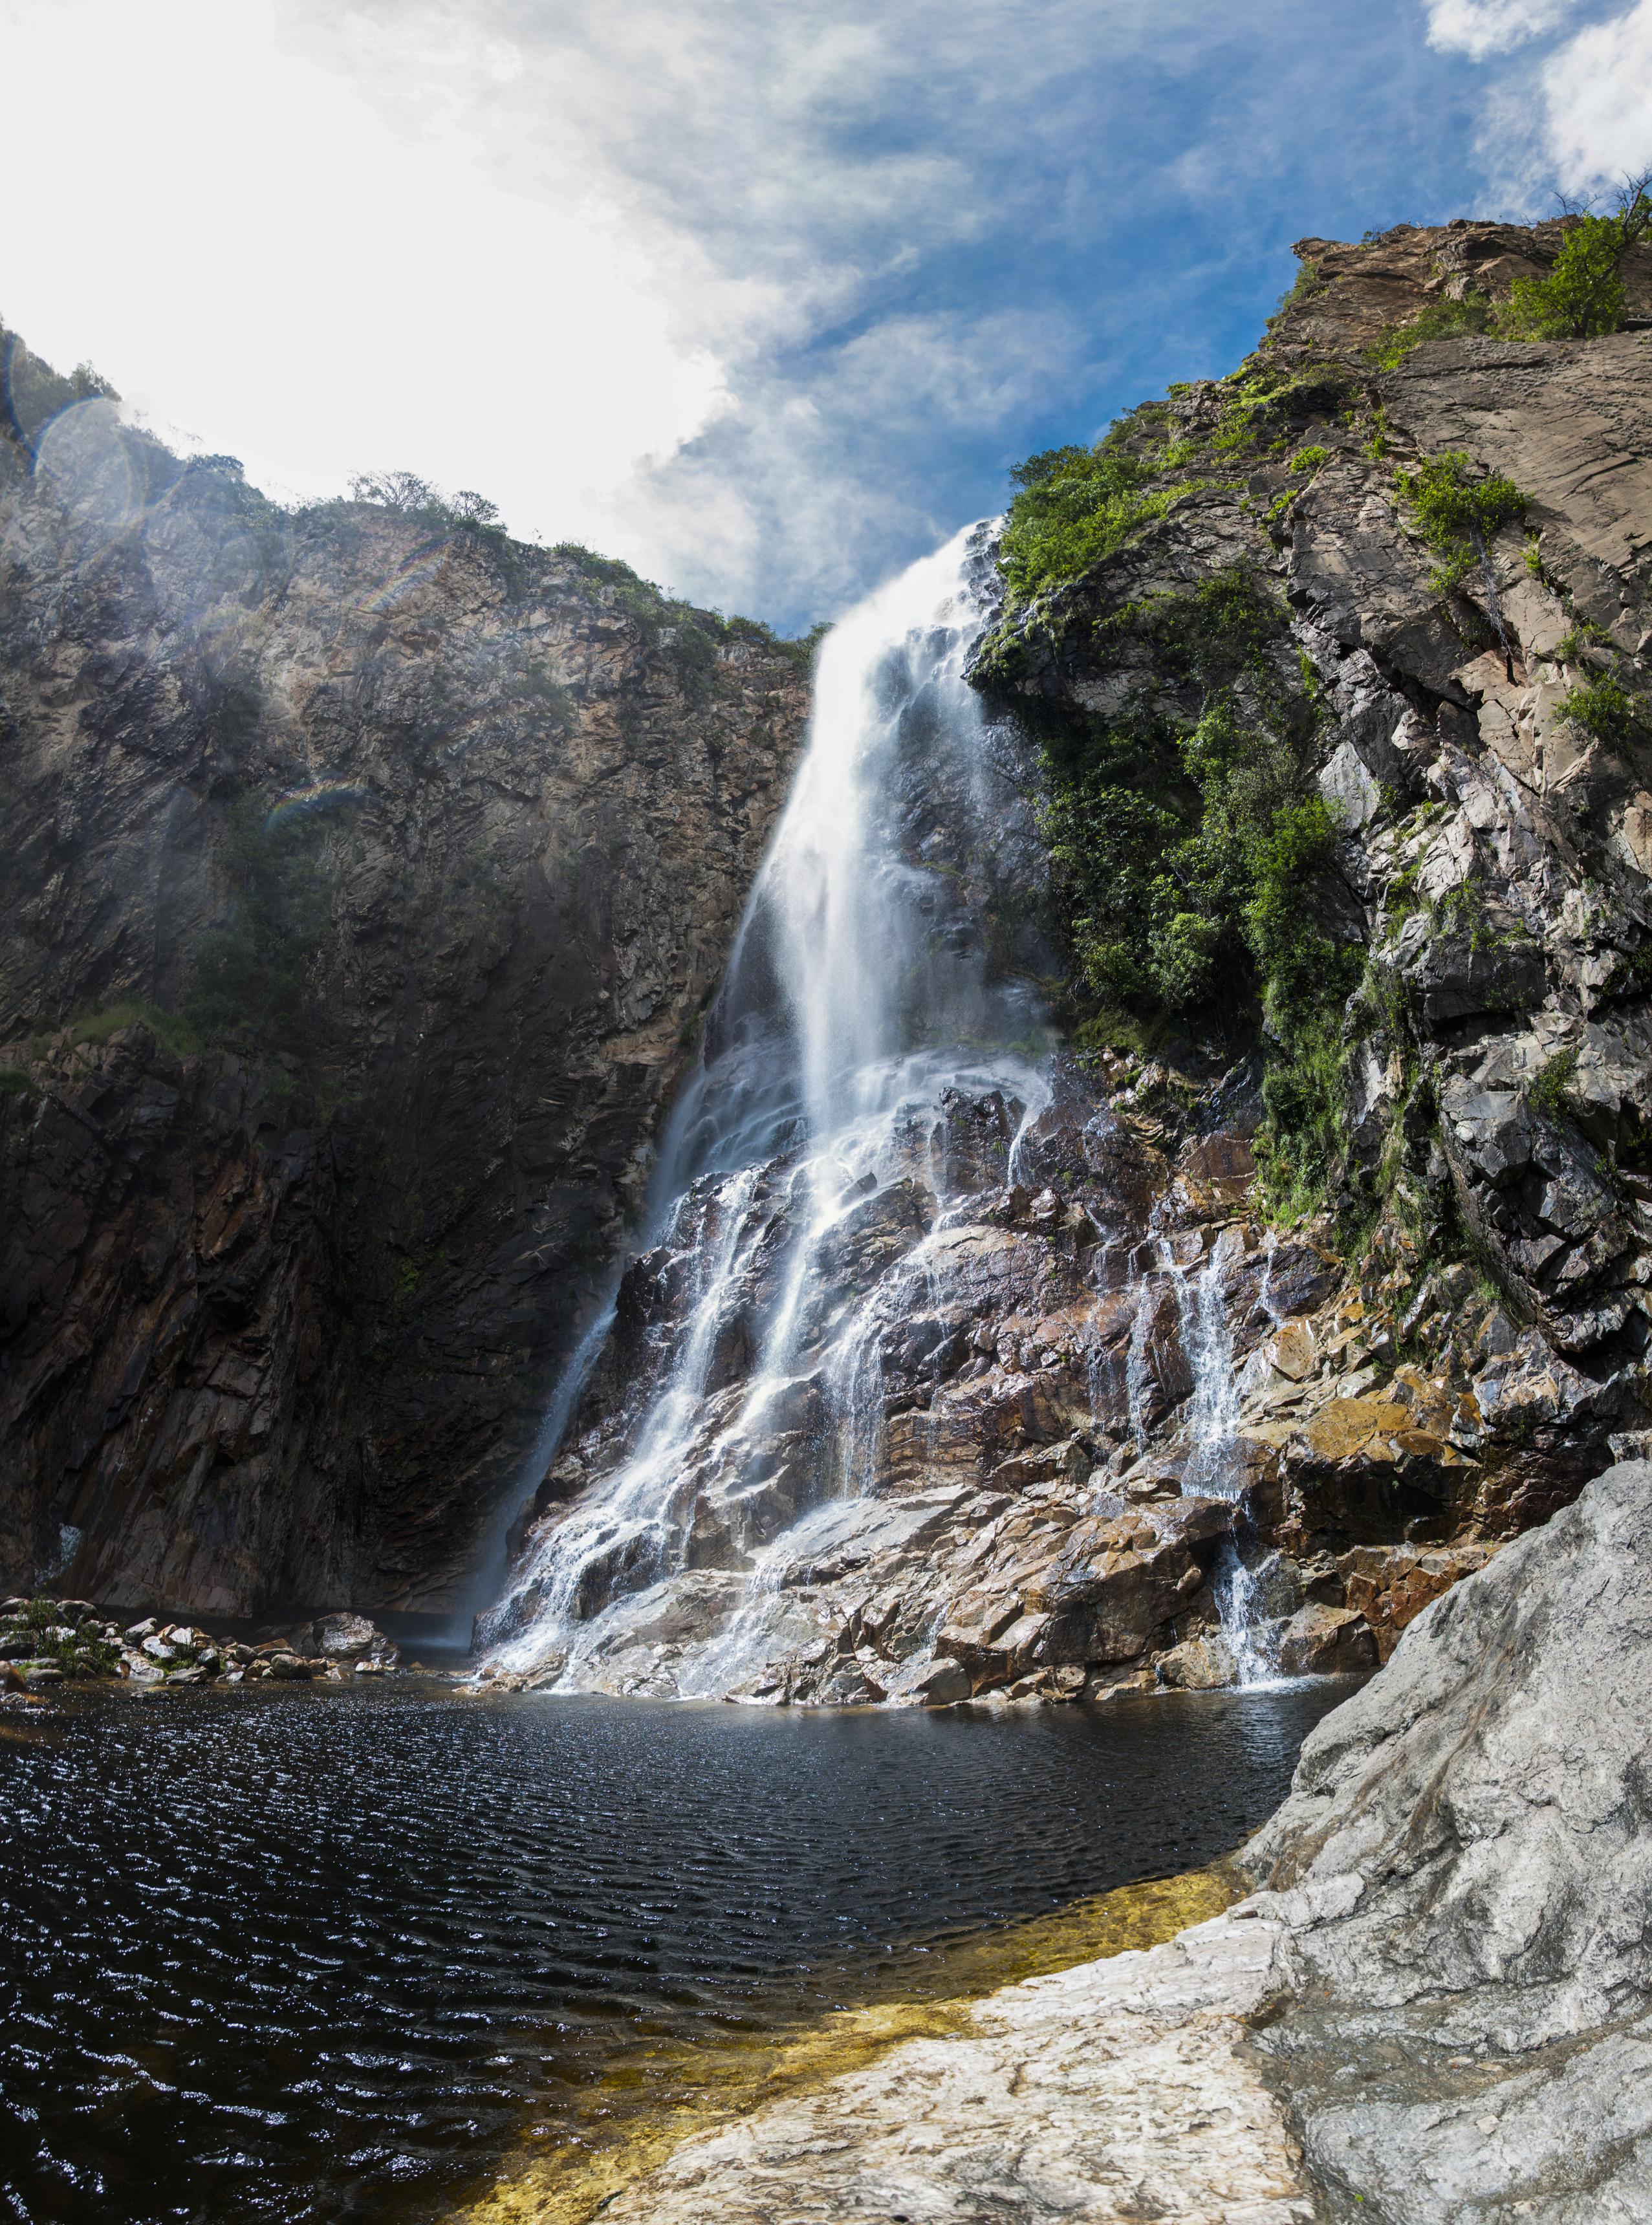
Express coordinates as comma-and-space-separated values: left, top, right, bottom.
1503, 169, 1652, 340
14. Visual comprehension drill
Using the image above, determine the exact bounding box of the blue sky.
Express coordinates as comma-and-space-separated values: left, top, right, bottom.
3, 0, 1649, 629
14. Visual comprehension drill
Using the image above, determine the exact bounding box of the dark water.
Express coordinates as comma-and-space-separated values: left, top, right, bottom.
0, 1680, 1349, 2224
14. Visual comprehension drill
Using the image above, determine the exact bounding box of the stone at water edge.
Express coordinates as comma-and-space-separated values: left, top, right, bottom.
1156, 1633, 1238, 1688
312, 1612, 400, 1664
1271, 1601, 1375, 1675
1236, 1456, 1652, 2216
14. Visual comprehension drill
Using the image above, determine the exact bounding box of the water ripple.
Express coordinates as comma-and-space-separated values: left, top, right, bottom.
0, 1680, 1345, 2222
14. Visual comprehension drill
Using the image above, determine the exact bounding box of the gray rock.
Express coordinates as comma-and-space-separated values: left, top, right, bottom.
1243, 1459, 1652, 2217
311, 1612, 398, 1664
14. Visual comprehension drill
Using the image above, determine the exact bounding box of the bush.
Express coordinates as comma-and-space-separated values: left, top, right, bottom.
1365, 295, 1495, 370
1393, 451, 1527, 591
1040, 569, 1348, 1021
71, 1002, 202, 1059
997, 422, 1196, 607
1527, 1047, 1579, 1126
1557, 673, 1646, 748
1503, 217, 1629, 340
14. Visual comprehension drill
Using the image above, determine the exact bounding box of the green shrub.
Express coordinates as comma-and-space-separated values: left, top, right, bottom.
1393, 451, 1527, 591
1365, 295, 1495, 369
1290, 445, 1329, 475
1040, 572, 1349, 1004
1557, 673, 1645, 748
1501, 212, 1639, 340
69, 1001, 202, 1059
1527, 1047, 1579, 1125
1555, 618, 1611, 662
1210, 362, 1353, 457
997, 427, 1196, 607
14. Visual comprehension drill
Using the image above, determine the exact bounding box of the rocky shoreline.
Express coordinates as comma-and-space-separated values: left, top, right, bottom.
0, 1596, 413, 1697
506, 1457, 1652, 2224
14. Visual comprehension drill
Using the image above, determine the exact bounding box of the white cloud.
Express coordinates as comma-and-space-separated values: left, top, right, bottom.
1539, 0, 1652, 189
1424, 0, 1577, 60
0, 0, 1518, 625
0, 0, 724, 547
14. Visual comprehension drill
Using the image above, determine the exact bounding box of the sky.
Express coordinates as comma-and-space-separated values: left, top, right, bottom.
2, 0, 1649, 631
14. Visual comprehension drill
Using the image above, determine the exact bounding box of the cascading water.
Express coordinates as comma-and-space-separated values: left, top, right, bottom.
1160, 1228, 1282, 1686
480, 525, 1054, 1694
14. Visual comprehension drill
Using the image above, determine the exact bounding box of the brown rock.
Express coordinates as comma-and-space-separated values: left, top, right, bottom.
1273, 1601, 1376, 1676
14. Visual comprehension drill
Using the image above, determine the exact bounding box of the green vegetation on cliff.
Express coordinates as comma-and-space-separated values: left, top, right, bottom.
996, 424, 1197, 607
1503, 184, 1651, 339
1032, 567, 1358, 1197
1393, 451, 1527, 591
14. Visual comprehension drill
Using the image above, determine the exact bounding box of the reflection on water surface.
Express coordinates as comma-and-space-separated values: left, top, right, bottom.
0, 1680, 1350, 2222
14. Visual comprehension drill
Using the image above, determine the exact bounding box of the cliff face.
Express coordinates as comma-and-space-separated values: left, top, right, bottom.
0, 340, 809, 1613
948, 216, 1652, 1678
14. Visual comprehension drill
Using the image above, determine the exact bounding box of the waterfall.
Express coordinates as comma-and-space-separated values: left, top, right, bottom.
1161, 1232, 1242, 1499
1160, 1228, 1281, 1686
481, 525, 1052, 1692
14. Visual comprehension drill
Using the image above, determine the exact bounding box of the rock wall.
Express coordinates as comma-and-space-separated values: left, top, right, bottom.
0, 334, 809, 1613
952, 215, 1652, 1685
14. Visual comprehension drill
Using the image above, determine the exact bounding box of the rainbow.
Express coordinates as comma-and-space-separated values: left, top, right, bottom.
349, 538, 455, 618
264, 779, 369, 831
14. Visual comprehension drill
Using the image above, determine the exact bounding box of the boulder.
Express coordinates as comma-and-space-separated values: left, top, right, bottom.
311, 1612, 400, 1665
1270, 1601, 1375, 1675
1243, 1459, 1652, 2214
1157, 1634, 1238, 1689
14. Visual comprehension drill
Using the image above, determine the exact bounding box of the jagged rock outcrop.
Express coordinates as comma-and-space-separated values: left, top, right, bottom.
556, 1459, 1652, 2222
0, 333, 809, 1612
950, 215, 1652, 1683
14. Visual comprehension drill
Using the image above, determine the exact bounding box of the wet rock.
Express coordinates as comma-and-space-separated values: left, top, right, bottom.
1270, 1601, 1376, 1676
1157, 1634, 1238, 1689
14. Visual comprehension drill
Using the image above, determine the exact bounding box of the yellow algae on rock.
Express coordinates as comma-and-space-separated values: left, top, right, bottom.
448, 1866, 1238, 2225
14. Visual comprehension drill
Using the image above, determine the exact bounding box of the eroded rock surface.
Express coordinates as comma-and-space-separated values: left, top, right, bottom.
597, 1910, 1315, 2224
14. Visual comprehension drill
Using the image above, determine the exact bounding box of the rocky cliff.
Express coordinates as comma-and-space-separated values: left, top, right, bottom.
957, 213, 1652, 1683
480, 213, 1652, 1706
0, 332, 809, 1613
